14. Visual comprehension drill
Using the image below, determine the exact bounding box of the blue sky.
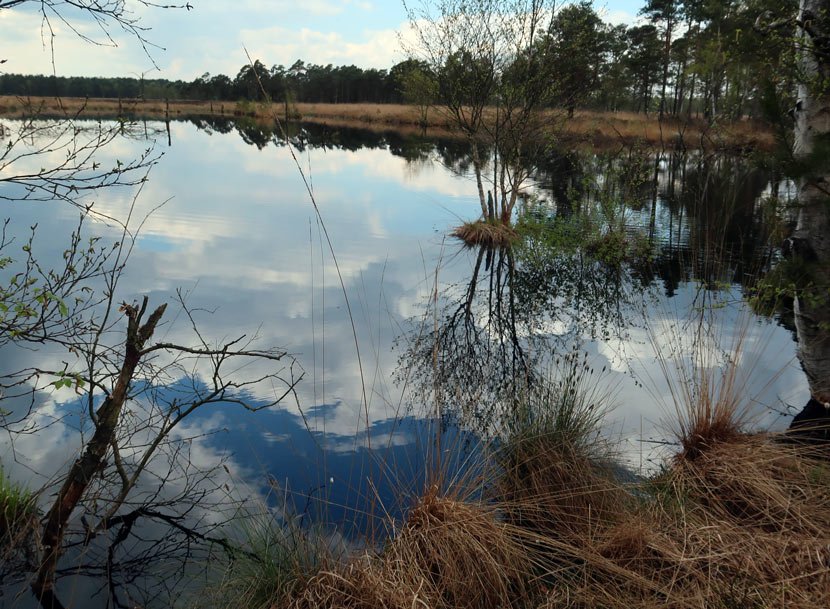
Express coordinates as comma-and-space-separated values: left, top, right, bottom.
1, 0, 644, 79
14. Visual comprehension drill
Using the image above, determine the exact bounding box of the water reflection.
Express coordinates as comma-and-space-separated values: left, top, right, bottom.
0, 116, 814, 607
186, 117, 787, 300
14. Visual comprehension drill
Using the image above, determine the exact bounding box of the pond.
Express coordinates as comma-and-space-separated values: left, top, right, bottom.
0, 117, 810, 607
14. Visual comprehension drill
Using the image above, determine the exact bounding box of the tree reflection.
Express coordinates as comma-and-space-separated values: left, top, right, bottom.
396, 227, 649, 434
397, 244, 530, 431
183, 116, 816, 432
395, 142, 803, 434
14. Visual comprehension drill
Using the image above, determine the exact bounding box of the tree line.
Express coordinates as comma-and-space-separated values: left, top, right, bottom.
0, 0, 797, 120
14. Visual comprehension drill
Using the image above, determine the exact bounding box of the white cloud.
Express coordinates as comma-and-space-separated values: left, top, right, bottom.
200, 0, 372, 18
598, 8, 642, 26
240, 24, 406, 70
0, 5, 162, 76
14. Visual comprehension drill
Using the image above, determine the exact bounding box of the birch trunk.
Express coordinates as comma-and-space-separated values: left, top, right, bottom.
792, 0, 830, 405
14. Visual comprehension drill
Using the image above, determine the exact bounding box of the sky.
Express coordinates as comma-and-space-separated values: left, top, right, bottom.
0, 0, 644, 81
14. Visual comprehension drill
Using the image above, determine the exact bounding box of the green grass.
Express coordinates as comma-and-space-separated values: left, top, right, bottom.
503, 349, 612, 450
206, 507, 325, 609
0, 463, 37, 543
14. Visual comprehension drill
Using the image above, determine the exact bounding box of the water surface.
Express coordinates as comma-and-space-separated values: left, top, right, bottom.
0, 117, 809, 606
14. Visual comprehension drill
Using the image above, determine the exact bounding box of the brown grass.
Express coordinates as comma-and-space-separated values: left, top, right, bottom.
281, 304, 830, 609
497, 436, 626, 540
519, 435, 830, 609
387, 485, 530, 609
643, 303, 778, 462
289, 559, 410, 609
0, 96, 775, 151
290, 486, 531, 609
275, 427, 830, 609
453, 219, 519, 248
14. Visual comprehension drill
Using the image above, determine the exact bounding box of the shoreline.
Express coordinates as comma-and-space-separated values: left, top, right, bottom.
0, 95, 776, 151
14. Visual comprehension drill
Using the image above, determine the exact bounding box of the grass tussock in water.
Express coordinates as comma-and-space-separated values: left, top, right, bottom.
453, 219, 519, 248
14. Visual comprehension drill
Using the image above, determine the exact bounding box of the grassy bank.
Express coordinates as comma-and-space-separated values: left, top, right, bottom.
0, 96, 775, 151
205, 338, 829, 609
219, 427, 830, 609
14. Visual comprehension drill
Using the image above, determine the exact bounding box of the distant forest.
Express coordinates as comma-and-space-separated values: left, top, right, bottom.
0, 0, 795, 120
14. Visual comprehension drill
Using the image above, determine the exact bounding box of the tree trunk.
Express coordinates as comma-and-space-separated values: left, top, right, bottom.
791, 0, 830, 408
659, 17, 674, 120
32, 298, 167, 609
674, 55, 687, 117
687, 70, 697, 118
470, 141, 490, 219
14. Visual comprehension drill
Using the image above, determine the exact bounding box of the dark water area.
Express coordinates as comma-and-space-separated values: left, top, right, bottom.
0, 116, 810, 607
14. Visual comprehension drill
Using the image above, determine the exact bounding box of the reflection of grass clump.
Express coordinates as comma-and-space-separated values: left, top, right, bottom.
517, 201, 655, 271
585, 229, 656, 269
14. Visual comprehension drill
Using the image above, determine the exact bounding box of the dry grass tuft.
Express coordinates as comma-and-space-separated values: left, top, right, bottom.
497, 438, 625, 540
289, 559, 410, 609
288, 486, 531, 609
386, 486, 530, 609
677, 436, 830, 536
453, 220, 519, 248
642, 303, 776, 463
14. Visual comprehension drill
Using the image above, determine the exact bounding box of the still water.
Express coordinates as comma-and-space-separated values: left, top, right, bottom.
0, 117, 809, 606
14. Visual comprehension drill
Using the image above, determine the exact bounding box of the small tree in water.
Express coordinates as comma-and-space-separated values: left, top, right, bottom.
403, 0, 562, 237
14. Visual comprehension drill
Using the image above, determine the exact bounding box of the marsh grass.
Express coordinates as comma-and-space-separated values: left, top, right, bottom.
206, 505, 326, 609
0, 464, 37, 544
453, 219, 519, 248
0, 97, 776, 150
213, 307, 830, 609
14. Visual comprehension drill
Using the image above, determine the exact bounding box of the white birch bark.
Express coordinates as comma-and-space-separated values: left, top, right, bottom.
792, 0, 830, 403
